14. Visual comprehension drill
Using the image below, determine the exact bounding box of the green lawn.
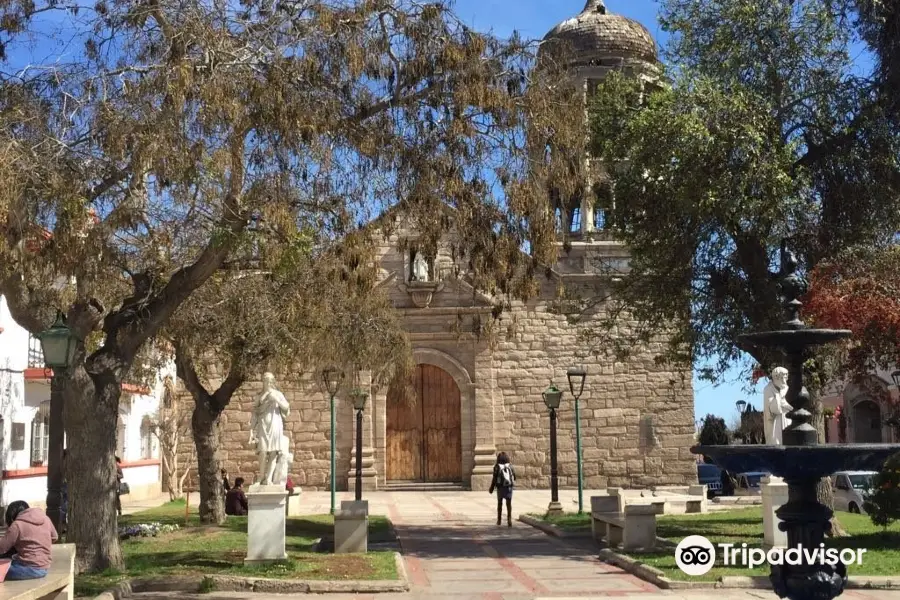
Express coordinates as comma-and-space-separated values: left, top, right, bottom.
75, 500, 398, 596
530, 507, 900, 581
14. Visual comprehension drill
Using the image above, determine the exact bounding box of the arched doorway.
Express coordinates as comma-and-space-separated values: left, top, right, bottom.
853, 399, 883, 443
386, 364, 462, 482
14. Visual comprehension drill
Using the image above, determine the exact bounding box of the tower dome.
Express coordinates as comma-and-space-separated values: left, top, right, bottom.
542, 0, 658, 67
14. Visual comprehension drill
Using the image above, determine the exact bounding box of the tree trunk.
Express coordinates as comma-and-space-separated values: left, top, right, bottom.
192, 400, 225, 524
64, 369, 123, 572
812, 397, 848, 537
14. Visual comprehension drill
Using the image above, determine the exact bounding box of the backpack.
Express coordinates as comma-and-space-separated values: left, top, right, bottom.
497, 463, 513, 487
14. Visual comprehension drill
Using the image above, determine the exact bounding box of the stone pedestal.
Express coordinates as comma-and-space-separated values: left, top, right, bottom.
334, 500, 369, 554
547, 501, 563, 516
761, 475, 789, 549
286, 491, 302, 517
245, 485, 289, 564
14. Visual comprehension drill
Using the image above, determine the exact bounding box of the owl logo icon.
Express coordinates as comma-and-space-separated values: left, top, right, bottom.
675, 535, 716, 576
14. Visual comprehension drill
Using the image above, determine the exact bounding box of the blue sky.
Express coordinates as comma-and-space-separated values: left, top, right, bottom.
450, 0, 763, 423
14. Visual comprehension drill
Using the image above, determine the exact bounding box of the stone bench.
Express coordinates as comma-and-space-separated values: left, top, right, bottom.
0, 544, 75, 600
590, 496, 665, 551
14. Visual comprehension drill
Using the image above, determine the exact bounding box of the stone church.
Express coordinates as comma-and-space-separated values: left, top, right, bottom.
205, 0, 697, 492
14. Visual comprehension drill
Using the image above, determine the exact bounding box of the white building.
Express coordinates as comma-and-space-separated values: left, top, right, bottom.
0, 296, 165, 508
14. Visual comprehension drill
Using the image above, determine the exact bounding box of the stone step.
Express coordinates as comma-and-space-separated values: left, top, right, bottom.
382, 481, 468, 492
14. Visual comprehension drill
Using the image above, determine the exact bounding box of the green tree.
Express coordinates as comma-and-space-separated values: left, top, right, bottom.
0, 0, 583, 571
863, 452, 900, 530
698, 414, 730, 463
585, 0, 900, 522
171, 233, 412, 525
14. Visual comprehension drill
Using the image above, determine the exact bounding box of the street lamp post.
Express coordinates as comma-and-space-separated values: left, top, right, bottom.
36, 312, 77, 534
350, 388, 368, 502
566, 367, 587, 514
542, 383, 563, 515
889, 371, 900, 438
322, 367, 344, 515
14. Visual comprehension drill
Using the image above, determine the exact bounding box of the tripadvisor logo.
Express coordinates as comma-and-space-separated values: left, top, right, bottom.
675, 536, 866, 576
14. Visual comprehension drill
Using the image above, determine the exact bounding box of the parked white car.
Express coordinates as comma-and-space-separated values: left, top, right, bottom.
734, 471, 769, 496
831, 471, 878, 514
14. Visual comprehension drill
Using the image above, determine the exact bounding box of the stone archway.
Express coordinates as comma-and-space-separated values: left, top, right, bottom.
852, 398, 883, 443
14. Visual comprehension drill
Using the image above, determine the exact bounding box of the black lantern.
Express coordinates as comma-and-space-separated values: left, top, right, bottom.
351, 388, 368, 411
36, 312, 77, 369
892, 370, 900, 389
542, 384, 563, 410
736, 400, 747, 413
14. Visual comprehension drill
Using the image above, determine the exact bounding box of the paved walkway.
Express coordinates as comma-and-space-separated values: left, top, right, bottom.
134, 489, 900, 600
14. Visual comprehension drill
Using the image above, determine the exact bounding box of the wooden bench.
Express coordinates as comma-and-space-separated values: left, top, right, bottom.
0, 544, 75, 600
590, 496, 665, 551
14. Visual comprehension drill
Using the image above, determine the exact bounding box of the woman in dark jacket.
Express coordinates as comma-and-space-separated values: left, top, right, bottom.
488, 452, 516, 527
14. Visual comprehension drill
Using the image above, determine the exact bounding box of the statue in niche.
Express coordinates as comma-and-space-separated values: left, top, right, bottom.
411, 251, 430, 282
763, 367, 792, 445
249, 372, 290, 486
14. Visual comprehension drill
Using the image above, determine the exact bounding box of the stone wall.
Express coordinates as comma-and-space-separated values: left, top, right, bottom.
176, 370, 358, 491
488, 278, 696, 489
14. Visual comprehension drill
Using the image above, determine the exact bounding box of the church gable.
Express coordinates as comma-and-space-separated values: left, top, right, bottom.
371, 218, 494, 311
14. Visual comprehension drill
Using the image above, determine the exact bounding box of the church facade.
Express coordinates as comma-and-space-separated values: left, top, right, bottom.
193, 1, 697, 492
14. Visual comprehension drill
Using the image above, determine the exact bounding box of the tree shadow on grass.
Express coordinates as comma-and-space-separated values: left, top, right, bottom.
825, 531, 900, 550
657, 515, 765, 543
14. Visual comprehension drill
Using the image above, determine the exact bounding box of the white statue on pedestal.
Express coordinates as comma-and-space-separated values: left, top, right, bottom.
763, 367, 792, 445
412, 252, 429, 282
249, 372, 290, 486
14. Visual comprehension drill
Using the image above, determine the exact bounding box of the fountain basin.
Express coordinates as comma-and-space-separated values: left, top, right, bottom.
738, 328, 851, 352
692, 444, 900, 480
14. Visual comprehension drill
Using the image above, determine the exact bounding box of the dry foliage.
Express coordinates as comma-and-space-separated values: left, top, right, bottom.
0, 0, 584, 571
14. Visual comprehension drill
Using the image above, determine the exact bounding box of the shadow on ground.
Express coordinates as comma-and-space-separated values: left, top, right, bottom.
392, 522, 602, 562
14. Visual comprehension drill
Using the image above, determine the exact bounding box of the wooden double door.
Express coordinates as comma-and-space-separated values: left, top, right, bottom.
386, 364, 462, 482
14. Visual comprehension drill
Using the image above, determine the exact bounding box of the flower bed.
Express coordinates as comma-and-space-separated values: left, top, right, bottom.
119, 522, 180, 540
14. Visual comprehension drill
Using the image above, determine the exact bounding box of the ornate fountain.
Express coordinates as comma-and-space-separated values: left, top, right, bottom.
693, 242, 900, 600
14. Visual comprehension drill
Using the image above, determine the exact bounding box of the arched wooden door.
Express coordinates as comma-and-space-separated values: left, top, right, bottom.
386, 364, 462, 482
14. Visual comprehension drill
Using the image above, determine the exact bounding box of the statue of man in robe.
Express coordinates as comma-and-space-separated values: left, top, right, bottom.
763, 367, 792, 445
249, 372, 290, 486
412, 252, 429, 282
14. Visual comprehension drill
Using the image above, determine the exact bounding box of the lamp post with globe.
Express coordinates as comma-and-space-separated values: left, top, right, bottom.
36, 312, 78, 533
542, 383, 563, 515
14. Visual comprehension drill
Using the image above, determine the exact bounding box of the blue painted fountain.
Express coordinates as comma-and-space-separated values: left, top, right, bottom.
692, 242, 900, 600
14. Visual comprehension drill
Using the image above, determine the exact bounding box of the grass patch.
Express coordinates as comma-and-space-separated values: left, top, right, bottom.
75, 500, 397, 596
528, 507, 900, 580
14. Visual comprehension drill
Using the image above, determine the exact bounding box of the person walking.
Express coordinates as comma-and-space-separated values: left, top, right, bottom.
488, 451, 516, 527
115, 456, 124, 516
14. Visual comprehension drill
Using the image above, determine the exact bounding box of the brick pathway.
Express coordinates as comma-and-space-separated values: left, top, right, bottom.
132, 490, 900, 600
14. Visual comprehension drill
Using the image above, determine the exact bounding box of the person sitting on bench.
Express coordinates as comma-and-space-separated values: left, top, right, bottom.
0, 501, 59, 580
225, 478, 249, 516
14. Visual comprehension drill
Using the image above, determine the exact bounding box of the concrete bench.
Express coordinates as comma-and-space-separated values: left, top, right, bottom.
0, 544, 75, 600
590, 496, 665, 551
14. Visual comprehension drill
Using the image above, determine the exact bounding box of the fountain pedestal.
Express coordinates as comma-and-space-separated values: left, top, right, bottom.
761, 475, 788, 549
